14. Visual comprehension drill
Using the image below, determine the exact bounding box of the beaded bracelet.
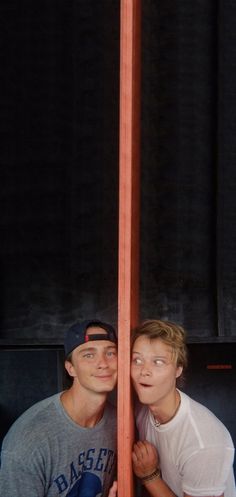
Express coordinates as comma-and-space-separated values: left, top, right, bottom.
141, 468, 161, 484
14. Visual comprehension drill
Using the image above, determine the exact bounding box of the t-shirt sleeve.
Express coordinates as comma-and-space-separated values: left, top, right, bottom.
0, 449, 45, 497
134, 402, 148, 440
182, 445, 235, 497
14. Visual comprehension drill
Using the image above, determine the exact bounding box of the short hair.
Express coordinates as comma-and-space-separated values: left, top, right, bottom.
131, 319, 188, 370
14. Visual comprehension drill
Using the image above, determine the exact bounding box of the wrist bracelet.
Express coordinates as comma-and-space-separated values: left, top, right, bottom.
141, 468, 161, 484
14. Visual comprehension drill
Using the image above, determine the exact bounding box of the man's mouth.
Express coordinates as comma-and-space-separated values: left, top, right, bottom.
94, 374, 113, 380
138, 382, 153, 388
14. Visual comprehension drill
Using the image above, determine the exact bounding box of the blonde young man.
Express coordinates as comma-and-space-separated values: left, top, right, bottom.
131, 320, 235, 497
0, 319, 118, 497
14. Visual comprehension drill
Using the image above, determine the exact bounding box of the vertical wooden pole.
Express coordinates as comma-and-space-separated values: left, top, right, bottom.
118, 1, 141, 497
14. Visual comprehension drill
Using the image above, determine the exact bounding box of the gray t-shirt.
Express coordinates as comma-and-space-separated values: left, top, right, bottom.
0, 393, 117, 497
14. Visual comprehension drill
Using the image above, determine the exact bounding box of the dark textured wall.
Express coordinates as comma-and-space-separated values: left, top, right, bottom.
1, 2, 236, 342
0, 1, 120, 342
140, 1, 236, 341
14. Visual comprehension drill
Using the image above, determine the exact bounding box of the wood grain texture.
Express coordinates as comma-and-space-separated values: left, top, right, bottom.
118, 1, 141, 496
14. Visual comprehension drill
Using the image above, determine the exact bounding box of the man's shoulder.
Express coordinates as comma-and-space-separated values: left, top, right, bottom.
2, 393, 62, 453
14, 392, 61, 423
180, 391, 234, 445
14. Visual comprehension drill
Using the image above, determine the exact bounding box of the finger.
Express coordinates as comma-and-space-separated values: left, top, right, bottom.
133, 442, 144, 457
108, 480, 118, 497
132, 451, 138, 463
143, 440, 155, 451
143, 440, 158, 458
135, 440, 149, 456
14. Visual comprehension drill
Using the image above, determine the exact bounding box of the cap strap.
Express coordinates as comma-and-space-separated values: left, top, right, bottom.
85, 333, 115, 342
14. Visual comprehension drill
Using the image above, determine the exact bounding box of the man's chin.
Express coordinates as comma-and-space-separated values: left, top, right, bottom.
136, 392, 155, 405
94, 382, 116, 394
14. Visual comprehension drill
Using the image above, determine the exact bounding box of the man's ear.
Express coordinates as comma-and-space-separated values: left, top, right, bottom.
176, 366, 183, 379
65, 360, 76, 378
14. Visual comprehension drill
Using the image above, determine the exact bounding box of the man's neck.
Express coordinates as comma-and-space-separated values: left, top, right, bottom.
149, 389, 180, 426
60, 386, 107, 428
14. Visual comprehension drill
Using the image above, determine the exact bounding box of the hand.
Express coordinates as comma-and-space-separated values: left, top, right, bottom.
132, 440, 159, 479
108, 480, 117, 497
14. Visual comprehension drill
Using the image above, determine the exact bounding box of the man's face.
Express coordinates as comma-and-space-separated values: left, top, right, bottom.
131, 335, 182, 408
66, 326, 118, 395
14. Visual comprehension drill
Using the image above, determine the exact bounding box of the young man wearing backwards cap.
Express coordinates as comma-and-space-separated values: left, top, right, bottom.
0, 319, 118, 497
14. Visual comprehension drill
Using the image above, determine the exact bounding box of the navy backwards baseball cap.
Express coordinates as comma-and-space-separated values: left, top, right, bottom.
64, 319, 117, 357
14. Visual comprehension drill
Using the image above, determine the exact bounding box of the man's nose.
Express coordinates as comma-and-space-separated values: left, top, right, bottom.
140, 363, 151, 376
97, 354, 109, 368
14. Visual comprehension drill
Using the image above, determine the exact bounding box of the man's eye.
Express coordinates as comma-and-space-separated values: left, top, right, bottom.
132, 357, 142, 365
84, 353, 94, 359
107, 351, 117, 357
154, 359, 166, 366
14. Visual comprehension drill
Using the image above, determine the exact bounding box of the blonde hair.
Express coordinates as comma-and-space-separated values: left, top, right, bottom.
132, 319, 188, 370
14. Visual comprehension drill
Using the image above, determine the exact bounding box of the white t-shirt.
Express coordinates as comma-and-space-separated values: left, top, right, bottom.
136, 390, 235, 497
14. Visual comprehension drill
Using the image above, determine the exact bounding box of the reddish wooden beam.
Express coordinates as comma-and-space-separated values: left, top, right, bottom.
118, 1, 141, 497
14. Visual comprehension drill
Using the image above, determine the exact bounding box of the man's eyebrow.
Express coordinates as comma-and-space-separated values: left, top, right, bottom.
78, 345, 117, 354
104, 345, 117, 351
132, 351, 168, 359
78, 347, 97, 354
152, 355, 168, 359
